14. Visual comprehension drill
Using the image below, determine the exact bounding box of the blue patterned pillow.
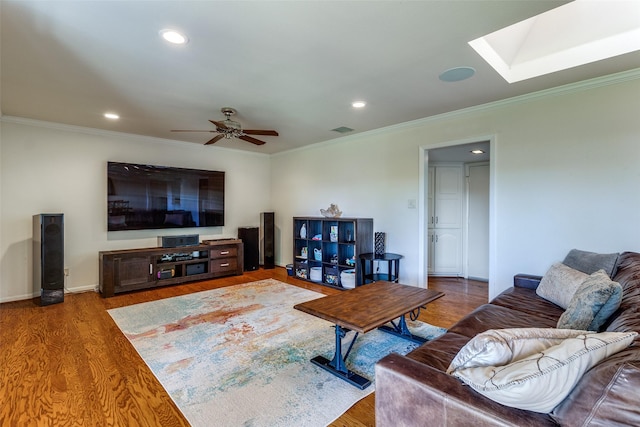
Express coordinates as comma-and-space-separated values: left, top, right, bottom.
557, 270, 623, 331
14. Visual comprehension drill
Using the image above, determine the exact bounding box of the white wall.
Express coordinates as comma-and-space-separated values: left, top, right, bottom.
0, 121, 271, 302
271, 73, 640, 300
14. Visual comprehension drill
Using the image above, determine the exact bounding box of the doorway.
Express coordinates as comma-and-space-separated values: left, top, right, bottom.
418, 138, 493, 288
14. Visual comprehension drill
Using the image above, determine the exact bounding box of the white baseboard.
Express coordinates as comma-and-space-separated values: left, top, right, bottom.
0, 284, 98, 304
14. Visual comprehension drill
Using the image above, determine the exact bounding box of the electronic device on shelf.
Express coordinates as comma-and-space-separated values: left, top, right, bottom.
157, 269, 174, 279
158, 234, 199, 248
159, 253, 193, 262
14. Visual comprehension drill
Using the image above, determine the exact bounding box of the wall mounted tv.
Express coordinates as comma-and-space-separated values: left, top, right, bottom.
107, 162, 225, 231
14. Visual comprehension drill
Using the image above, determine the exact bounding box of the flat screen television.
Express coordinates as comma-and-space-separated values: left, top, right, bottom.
107, 162, 225, 231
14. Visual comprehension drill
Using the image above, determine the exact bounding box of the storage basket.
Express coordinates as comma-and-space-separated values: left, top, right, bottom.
310, 267, 322, 282
340, 269, 356, 289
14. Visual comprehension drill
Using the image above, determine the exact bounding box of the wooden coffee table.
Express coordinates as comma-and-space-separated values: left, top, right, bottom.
294, 280, 443, 389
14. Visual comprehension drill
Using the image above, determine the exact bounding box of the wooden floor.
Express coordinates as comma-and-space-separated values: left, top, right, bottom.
0, 268, 487, 427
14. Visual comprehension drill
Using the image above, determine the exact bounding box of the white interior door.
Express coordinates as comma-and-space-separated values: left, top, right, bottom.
433, 229, 461, 274
467, 163, 489, 280
434, 166, 462, 228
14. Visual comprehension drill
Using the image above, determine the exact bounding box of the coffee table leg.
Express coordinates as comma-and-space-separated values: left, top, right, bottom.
310, 324, 372, 389
378, 314, 427, 344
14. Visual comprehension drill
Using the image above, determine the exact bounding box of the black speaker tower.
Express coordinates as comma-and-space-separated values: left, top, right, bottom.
33, 213, 64, 306
238, 227, 259, 271
261, 212, 275, 269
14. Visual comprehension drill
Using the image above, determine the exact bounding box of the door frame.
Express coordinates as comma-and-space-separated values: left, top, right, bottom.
418, 135, 496, 290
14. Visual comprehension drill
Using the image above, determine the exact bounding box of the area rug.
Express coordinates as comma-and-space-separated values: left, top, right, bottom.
107, 279, 446, 427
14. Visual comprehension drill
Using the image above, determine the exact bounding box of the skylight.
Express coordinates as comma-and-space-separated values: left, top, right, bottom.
469, 0, 640, 83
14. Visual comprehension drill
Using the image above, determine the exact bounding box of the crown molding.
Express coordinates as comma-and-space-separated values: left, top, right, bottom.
367, 67, 640, 135
275, 67, 640, 156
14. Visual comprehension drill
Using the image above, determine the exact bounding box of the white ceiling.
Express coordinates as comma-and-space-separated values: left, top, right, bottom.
2, 1, 639, 154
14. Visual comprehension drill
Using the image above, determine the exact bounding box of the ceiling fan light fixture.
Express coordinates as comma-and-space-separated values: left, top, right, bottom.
223, 119, 241, 130
171, 107, 277, 146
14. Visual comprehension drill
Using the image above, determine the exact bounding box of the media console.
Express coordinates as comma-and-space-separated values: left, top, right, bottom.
99, 239, 243, 297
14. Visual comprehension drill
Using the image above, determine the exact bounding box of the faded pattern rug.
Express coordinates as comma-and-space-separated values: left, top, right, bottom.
107, 279, 446, 427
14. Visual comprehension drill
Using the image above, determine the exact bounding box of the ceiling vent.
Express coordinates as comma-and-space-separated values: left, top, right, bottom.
331, 126, 354, 134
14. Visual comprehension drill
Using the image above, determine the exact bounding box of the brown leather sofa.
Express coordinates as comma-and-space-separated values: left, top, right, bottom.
376, 251, 640, 426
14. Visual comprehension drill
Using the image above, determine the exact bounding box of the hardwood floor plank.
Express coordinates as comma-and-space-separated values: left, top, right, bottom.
0, 269, 486, 426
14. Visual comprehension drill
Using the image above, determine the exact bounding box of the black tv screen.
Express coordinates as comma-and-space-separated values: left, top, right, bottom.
107, 162, 224, 231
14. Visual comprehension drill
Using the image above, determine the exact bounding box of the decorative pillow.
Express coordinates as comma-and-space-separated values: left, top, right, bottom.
536, 263, 589, 308
446, 328, 588, 374
563, 249, 619, 277
557, 269, 623, 331
450, 331, 637, 413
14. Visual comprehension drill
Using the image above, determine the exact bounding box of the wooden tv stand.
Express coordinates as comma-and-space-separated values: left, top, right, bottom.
99, 239, 243, 297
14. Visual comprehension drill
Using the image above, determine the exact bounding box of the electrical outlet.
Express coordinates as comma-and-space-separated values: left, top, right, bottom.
64, 268, 69, 276
407, 199, 416, 209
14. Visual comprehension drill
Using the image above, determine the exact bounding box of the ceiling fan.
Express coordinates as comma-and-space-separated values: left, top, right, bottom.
171, 107, 278, 146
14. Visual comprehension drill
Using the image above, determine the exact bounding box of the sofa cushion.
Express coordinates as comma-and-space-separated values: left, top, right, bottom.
376, 353, 558, 427
536, 262, 588, 309
557, 269, 623, 331
610, 251, 640, 316
551, 359, 640, 425
563, 248, 619, 277
449, 331, 637, 413
490, 286, 565, 321
446, 328, 588, 374
449, 304, 559, 339
406, 332, 471, 371
605, 253, 640, 334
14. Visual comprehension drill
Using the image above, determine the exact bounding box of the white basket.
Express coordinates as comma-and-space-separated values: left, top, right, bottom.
310, 267, 322, 282
340, 269, 356, 289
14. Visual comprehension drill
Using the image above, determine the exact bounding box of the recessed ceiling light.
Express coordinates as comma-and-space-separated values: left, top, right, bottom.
104, 112, 120, 120
352, 101, 366, 108
470, 149, 485, 154
439, 67, 476, 82
160, 29, 188, 45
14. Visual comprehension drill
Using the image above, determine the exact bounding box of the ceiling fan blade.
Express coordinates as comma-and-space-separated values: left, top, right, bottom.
209, 120, 228, 129
239, 135, 266, 145
205, 134, 225, 145
171, 129, 216, 132
243, 129, 279, 136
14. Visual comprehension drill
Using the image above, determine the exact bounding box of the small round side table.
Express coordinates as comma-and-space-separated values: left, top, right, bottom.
359, 252, 403, 285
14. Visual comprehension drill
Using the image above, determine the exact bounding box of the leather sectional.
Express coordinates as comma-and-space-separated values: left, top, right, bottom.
375, 251, 640, 426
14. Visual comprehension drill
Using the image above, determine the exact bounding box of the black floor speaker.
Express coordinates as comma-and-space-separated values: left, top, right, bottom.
238, 227, 259, 271
260, 212, 275, 269
33, 213, 64, 306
